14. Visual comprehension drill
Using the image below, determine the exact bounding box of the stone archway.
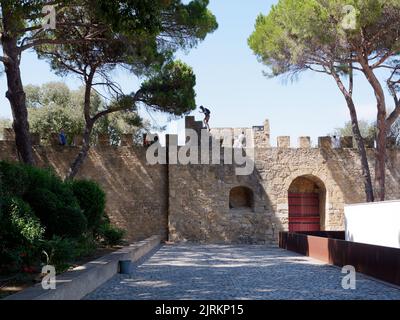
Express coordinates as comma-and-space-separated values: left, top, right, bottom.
288, 175, 326, 232
229, 186, 254, 211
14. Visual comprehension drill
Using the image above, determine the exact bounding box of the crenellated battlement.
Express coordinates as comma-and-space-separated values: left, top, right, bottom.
2, 117, 399, 151
184, 117, 399, 151
1, 128, 137, 147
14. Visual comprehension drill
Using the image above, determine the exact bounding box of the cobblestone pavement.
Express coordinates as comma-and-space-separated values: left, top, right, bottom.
85, 245, 400, 300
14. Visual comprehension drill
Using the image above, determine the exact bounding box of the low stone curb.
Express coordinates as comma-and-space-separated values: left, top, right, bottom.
4, 235, 162, 300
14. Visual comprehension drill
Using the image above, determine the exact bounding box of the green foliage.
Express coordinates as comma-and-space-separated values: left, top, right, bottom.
0, 161, 126, 274
25, 188, 87, 239
0, 162, 30, 197
42, 236, 77, 272
97, 112, 143, 146
93, 0, 218, 49
0, 197, 44, 273
140, 60, 197, 116
248, 0, 400, 77
70, 180, 106, 232
333, 118, 400, 145
26, 82, 148, 145
332, 120, 377, 140
0, 118, 12, 140
7, 198, 45, 244
26, 83, 94, 144
98, 223, 125, 246
57, 206, 88, 238
74, 234, 98, 258
37, 0, 217, 128
24, 188, 59, 236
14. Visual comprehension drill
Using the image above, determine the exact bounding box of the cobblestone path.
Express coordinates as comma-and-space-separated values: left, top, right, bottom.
85, 245, 400, 300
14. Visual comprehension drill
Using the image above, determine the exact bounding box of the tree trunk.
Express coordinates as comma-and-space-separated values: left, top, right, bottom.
67, 123, 93, 180
67, 73, 95, 180
2, 36, 35, 165
347, 99, 375, 202
331, 70, 375, 202
359, 59, 387, 201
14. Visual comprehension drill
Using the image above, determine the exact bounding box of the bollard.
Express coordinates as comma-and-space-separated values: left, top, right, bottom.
119, 260, 132, 274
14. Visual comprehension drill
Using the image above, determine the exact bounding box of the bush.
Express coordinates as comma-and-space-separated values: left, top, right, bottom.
24, 188, 87, 239
0, 161, 119, 275
74, 235, 97, 258
0, 161, 79, 206
70, 180, 106, 232
55, 206, 88, 238
22, 165, 80, 209
98, 223, 125, 246
24, 188, 62, 237
0, 162, 29, 196
0, 197, 44, 273
8, 198, 45, 243
42, 236, 77, 272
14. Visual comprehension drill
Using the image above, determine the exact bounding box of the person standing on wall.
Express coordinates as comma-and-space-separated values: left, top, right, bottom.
59, 129, 67, 146
238, 131, 246, 148
200, 106, 211, 132
332, 135, 341, 149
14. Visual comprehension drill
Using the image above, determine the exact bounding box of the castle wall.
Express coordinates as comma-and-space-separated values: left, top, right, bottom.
2, 118, 400, 246
0, 141, 168, 242
167, 144, 400, 245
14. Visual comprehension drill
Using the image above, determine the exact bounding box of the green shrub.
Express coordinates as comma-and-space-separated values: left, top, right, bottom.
0, 162, 29, 196
42, 236, 77, 272
24, 188, 62, 237
0, 197, 44, 273
74, 235, 97, 258
0, 161, 111, 274
55, 206, 88, 238
22, 165, 56, 191
70, 180, 106, 232
98, 223, 125, 246
24, 188, 87, 238
8, 198, 45, 243
23, 165, 80, 209
0, 161, 79, 207
0, 247, 24, 274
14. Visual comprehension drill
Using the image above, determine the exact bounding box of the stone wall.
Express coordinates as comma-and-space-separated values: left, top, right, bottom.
0, 141, 168, 242
167, 146, 400, 244
168, 162, 275, 244
2, 117, 400, 246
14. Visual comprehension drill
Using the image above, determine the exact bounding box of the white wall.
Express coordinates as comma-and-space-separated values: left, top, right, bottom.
345, 200, 400, 249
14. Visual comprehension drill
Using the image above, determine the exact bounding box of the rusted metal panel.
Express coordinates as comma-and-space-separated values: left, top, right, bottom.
307, 236, 330, 263
279, 232, 400, 286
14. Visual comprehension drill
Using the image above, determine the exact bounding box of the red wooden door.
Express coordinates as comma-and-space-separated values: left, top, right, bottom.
289, 193, 320, 232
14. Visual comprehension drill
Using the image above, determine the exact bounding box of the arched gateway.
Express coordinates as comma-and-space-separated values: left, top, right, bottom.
288, 175, 326, 232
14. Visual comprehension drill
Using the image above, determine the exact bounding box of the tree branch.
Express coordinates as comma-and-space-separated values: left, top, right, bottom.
371, 51, 393, 69
18, 36, 106, 52
387, 80, 400, 127
92, 90, 144, 122
0, 55, 13, 64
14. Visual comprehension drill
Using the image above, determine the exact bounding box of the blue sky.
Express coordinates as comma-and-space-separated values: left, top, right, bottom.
0, 0, 391, 146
